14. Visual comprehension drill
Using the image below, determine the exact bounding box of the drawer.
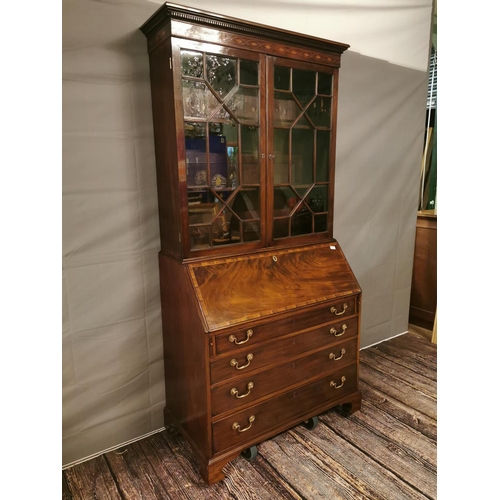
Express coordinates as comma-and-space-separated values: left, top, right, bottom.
210, 315, 358, 384
212, 363, 358, 454
211, 337, 357, 416
214, 295, 358, 356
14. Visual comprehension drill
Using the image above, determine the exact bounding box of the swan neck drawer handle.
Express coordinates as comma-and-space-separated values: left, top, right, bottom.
329, 348, 346, 361
230, 382, 254, 399
330, 324, 348, 337
330, 376, 346, 389
230, 353, 253, 370
232, 415, 255, 432
330, 303, 348, 315
229, 329, 253, 345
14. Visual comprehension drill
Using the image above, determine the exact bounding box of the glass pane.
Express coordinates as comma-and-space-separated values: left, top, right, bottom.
241, 126, 260, 184
185, 134, 208, 188
318, 72, 332, 95
274, 91, 300, 127
240, 59, 259, 86
184, 121, 206, 139
274, 129, 289, 184
208, 135, 229, 191
207, 54, 236, 98
228, 87, 259, 125
274, 66, 290, 90
242, 221, 259, 242
292, 69, 315, 107
314, 213, 328, 233
316, 131, 330, 182
273, 218, 289, 239
307, 185, 328, 212
274, 186, 295, 214
229, 188, 260, 242
212, 211, 231, 244
291, 128, 314, 185
181, 50, 203, 78
182, 80, 218, 118
307, 96, 331, 128
291, 204, 313, 236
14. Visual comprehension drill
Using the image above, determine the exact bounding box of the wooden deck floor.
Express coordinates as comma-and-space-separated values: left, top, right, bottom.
63, 331, 437, 499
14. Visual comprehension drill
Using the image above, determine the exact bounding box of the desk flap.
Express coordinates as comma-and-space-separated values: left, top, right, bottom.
188, 242, 360, 332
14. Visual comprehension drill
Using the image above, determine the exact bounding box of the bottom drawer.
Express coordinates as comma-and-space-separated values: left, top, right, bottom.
212, 363, 357, 454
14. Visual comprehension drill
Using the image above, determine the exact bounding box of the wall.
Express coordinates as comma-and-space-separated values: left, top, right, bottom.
62, 0, 433, 466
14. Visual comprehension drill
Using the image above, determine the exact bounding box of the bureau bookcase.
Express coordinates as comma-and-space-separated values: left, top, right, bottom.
140, 3, 361, 484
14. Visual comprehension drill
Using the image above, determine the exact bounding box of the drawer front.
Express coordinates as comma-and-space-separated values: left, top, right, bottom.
210, 316, 358, 384
212, 363, 358, 454
211, 337, 357, 416
214, 295, 358, 356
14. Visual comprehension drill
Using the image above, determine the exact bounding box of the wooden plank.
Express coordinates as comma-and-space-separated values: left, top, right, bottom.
374, 341, 437, 373
318, 409, 436, 498
359, 362, 436, 420
105, 442, 172, 500
290, 424, 430, 500
157, 430, 302, 499
390, 332, 437, 355
365, 345, 437, 382
359, 381, 437, 441
258, 432, 379, 499
63, 455, 122, 500
62, 473, 73, 500
141, 431, 229, 499
222, 457, 304, 500
360, 348, 436, 399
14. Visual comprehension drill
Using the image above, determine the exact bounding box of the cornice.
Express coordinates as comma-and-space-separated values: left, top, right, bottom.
140, 2, 349, 55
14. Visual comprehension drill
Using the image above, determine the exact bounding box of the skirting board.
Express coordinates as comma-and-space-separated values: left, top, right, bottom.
62, 427, 166, 470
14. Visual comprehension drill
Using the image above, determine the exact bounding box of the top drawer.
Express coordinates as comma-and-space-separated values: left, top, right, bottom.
214, 295, 358, 356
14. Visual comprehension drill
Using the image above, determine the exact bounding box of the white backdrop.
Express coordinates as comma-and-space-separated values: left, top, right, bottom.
62, 0, 433, 466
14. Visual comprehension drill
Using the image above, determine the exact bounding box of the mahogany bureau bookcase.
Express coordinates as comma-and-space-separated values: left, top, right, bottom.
140, 2, 362, 485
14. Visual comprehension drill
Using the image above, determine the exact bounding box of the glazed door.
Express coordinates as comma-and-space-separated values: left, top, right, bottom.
173, 40, 266, 255
266, 58, 338, 246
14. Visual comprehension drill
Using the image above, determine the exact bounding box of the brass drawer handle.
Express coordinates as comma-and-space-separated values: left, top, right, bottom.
230, 353, 253, 370
330, 303, 348, 315
330, 376, 346, 389
330, 324, 348, 337
230, 382, 254, 399
229, 329, 253, 345
329, 348, 346, 361
232, 415, 255, 432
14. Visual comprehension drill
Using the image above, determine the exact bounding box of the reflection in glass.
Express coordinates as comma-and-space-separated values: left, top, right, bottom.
228, 87, 259, 124
274, 66, 290, 90
181, 50, 203, 78
207, 54, 236, 98
307, 185, 328, 212
291, 128, 314, 185
240, 59, 259, 86
182, 80, 219, 118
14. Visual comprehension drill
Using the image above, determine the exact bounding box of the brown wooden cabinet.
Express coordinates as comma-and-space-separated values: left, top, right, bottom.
409, 212, 437, 330
140, 3, 361, 484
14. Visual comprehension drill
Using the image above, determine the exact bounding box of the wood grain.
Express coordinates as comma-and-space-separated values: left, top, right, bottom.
190, 242, 360, 330
63, 455, 122, 500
